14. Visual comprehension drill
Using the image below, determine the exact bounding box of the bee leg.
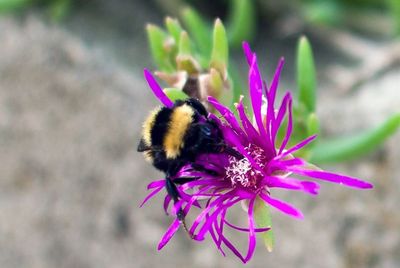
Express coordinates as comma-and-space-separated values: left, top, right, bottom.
165, 176, 181, 206
165, 176, 193, 238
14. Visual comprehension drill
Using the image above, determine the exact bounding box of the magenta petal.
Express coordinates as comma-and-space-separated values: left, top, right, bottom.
289, 168, 374, 189
140, 186, 164, 207
268, 58, 285, 106
248, 52, 263, 91
208, 96, 247, 140
159, 199, 197, 249
144, 69, 173, 108
224, 219, 270, 233
181, 179, 226, 190
158, 219, 180, 250
259, 192, 304, 219
265, 176, 320, 195
266, 157, 305, 172
163, 195, 171, 215
288, 157, 307, 165
278, 98, 293, 154
172, 200, 184, 215
274, 157, 306, 167
242, 42, 254, 65
196, 197, 241, 240
266, 58, 285, 142
300, 181, 320, 195
176, 189, 195, 203
249, 58, 269, 144
203, 209, 226, 255
212, 202, 246, 263
190, 195, 227, 236
219, 124, 243, 147
209, 221, 226, 256
272, 92, 291, 144
244, 197, 256, 263
236, 99, 266, 147
242, 42, 266, 89
147, 179, 165, 189
278, 135, 317, 159
216, 209, 227, 249
221, 235, 246, 263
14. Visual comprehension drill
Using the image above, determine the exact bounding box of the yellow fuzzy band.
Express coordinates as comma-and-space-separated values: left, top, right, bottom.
142, 107, 161, 146
163, 104, 194, 159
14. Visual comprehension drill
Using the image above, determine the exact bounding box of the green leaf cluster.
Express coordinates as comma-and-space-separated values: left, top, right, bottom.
147, 15, 239, 106
147, 13, 230, 74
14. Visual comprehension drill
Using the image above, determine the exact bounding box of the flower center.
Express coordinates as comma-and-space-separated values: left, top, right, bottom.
225, 144, 266, 188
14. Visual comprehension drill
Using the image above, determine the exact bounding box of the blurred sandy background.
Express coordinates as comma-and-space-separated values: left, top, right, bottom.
0, 0, 399, 267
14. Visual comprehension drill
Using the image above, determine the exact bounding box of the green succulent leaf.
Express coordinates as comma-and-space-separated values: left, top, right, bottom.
180, 7, 211, 58
177, 32, 200, 74
176, 56, 200, 74
254, 197, 274, 252
165, 16, 183, 45
297, 36, 316, 113
306, 113, 320, 137
210, 19, 228, 77
227, 0, 256, 48
0, 0, 32, 11
178, 31, 192, 56
209, 68, 224, 93
146, 24, 174, 72
163, 88, 189, 101
310, 113, 400, 163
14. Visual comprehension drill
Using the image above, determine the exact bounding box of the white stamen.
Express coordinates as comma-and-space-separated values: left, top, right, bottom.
225, 144, 266, 188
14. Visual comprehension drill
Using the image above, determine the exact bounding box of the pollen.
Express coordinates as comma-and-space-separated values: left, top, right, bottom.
225, 144, 266, 188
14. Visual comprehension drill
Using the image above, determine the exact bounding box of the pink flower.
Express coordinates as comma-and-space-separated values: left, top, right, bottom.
140, 42, 373, 263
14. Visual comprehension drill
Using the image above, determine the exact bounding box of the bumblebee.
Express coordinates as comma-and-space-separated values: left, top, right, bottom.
138, 98, 242, 231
